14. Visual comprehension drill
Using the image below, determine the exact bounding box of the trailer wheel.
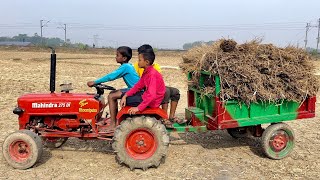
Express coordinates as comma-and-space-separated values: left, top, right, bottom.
43, 137, 68, 148
2, 130, 43, 169
227, 127, 249, 138
261, 123, 294, 160
112, 116, 169, 170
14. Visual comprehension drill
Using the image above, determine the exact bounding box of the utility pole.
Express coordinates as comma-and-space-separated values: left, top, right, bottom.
58, 24, 67, 44
40, 19, 50, 45
40, 20, 43, 43
89, 35, 102, 48
64, 24, 67, 43
304, 22, 318, 50
304, 23, 310, 49
93, 34, 100, 48
317, 18, 320, 53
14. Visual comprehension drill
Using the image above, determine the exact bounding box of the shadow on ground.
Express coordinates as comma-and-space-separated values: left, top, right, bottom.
170, 130, 267, 158
35, 149, 53, 168
48, 138, 114, 154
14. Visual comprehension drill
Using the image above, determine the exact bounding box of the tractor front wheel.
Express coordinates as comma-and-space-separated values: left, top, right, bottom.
112, 116, 169, 170
2, 130, 43, 169
261, 123, 295, 160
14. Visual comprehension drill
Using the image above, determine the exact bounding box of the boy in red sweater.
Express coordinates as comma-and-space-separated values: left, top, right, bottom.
120, 46, 173, 127
134, 44, 185, 124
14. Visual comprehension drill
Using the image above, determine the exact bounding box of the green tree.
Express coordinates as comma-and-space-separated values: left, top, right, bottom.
183, 40, 215, 50
12, 34, 28, 42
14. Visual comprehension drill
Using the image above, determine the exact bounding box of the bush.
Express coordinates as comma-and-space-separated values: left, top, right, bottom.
75, 43, 89, 50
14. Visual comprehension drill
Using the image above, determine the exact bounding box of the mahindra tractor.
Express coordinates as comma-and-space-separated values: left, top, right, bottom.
2, 48, 169, 170
3, 48, 316, 170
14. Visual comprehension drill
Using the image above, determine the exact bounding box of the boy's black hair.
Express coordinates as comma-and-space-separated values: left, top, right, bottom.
140, 50, 155, 65
137, 44, 153, 54
117, 46, 132, 61
137, 44, 155, 65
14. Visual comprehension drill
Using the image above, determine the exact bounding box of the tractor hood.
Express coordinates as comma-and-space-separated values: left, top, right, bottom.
16, 93, 103, 118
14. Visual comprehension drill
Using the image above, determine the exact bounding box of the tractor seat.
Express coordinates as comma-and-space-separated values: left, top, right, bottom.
117, 106, 168, 121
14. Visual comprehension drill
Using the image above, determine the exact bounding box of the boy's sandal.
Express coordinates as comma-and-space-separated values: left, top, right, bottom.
162, 119, 174, 129
170, 117, 187, 124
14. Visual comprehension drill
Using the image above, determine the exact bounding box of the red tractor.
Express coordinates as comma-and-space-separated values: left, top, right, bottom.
2, 48, 170, 170
4, 48, 315, 170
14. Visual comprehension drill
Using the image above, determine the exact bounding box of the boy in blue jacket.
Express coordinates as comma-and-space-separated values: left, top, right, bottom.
87, 46, 139, 129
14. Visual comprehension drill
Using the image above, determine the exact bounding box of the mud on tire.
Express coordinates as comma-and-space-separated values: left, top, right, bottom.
2, 130, 43, 170
112, 116, 169, 170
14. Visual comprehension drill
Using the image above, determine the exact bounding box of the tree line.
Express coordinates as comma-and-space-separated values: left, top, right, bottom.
1, 33, 217, 50
182, 40, 215, 50
0, 33, 91, 49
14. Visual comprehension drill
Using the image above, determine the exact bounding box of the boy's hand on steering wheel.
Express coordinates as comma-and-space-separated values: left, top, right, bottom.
128, 107, 139, 115
87, 81, 95, 87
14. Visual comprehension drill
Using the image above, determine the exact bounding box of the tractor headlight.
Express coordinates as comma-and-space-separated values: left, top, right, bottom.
13, 107, 24, 115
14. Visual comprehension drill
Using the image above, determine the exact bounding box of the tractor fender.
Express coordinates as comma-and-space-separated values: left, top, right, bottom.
116, 107, 168, 123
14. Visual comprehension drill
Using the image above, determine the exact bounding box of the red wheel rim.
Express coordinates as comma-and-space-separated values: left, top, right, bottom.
125, 128, 157, 160
9, 140, 31, 162
269, 130, 289, 152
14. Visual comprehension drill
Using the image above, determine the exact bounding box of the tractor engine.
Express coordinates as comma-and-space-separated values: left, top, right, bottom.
54, 118, 80, 130
14, 93, 105, 131
27, 116, 80, 131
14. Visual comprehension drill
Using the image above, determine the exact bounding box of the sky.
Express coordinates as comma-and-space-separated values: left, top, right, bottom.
0, 0, 319, 49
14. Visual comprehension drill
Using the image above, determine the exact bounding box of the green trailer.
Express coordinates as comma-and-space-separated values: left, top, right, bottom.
171, 71, 316, 159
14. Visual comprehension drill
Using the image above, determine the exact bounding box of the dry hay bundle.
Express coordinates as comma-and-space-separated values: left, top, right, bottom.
181, 39, 319, 104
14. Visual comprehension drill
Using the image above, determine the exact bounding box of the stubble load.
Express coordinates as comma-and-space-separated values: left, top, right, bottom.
180, 39, 319, 104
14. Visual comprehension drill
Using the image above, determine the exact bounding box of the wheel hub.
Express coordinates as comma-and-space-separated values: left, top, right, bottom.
270, 131, 288, 152
125, 129, 157, 160
9, 140, 31, 162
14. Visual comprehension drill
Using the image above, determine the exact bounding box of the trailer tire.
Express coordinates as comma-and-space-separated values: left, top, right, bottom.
112, 116, 169, 170
262, 123, 294, 160
2, 130, 43, 169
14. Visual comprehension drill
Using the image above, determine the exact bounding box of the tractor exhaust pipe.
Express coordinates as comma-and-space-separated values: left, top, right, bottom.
49, 47, 56, 93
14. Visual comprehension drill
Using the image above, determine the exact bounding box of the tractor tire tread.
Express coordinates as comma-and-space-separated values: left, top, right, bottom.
112, 116, 169, 170
2, 130, 43, 170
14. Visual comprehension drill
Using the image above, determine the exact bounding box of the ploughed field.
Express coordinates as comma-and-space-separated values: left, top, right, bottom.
0, 49, 319, 179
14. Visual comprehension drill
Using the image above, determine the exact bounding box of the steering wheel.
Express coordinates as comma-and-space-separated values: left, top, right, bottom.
93, 84, 116, 95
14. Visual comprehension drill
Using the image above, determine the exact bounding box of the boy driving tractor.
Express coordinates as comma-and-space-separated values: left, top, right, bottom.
87, 46, 139, 130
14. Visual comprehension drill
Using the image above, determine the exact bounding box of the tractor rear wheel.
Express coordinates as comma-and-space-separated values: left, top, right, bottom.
112, 116, 169, 170
261, 123, 294, 160
2, 130, 43, 169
